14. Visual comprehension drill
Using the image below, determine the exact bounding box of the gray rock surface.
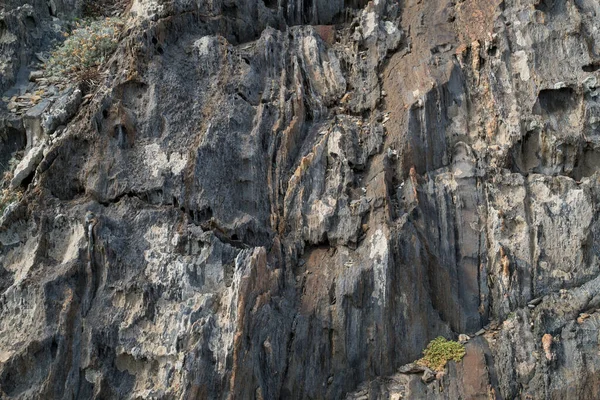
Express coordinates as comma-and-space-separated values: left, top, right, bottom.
1, 0, 600, 399
10, 144, 44, 189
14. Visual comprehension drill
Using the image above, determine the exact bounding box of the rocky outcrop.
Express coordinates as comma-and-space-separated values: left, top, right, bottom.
2, 0, 600, 399
0, 0, 80, 94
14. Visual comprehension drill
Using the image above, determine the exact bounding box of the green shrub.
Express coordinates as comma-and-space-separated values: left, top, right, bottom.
417, 337, 466, 371
44, 17, 124, 82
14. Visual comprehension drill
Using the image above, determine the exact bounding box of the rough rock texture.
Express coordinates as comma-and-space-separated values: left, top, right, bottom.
0, 0, 80, 94
2, 0, 600, 399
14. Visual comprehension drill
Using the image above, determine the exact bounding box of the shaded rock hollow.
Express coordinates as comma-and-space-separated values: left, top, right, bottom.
1, 0, 600, 399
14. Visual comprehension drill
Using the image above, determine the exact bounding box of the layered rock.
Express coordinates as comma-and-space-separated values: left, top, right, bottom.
1, 0, 600, 399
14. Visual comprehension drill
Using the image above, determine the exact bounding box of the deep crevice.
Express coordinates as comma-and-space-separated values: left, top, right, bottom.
583, 62, 600, 72
533, 87, 577, 115
263, 0, 278, 9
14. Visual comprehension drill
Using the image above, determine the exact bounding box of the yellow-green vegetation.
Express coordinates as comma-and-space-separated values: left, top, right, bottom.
417, 337, 466, 371
44, 17, 124, 82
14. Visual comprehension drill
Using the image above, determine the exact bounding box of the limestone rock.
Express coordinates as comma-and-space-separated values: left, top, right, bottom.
41, 86, 82, 136
2, 0, 600, 399
10, 144, 44, 189
23, 99, 51, 150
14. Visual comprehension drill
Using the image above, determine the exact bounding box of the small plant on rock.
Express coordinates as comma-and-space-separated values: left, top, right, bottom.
417, 337, 466, 372
44, 17, 124, 84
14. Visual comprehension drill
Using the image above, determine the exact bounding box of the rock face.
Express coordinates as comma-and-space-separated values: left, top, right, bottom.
2, 0, 600, 399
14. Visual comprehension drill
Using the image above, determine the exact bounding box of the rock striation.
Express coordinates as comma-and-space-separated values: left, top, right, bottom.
2, 0, 600, 399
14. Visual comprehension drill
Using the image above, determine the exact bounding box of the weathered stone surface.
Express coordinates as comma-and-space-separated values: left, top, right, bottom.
41, 87, 82, 136
0, 0, 77, 95
22, 99, 50, 149
10, 144, 44, 189
2, 0, 600, 399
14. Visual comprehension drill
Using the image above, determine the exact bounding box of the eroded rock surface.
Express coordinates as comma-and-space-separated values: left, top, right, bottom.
2, 0, 600, 399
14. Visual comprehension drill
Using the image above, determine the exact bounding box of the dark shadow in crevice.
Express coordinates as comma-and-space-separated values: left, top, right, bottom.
534, 0, 567, 14
533, 87, 577, 116
263, 0, 278, 9
583, 62, 600, 72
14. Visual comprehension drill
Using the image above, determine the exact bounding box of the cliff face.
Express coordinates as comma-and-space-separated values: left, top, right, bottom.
1, 0, 600, 398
